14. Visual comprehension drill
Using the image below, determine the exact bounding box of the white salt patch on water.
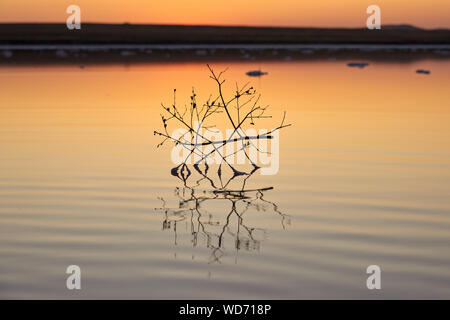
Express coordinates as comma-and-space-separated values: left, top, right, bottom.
2, 50, 13, 58
195, 49, 207, 56
55, 50, 68, 58
120, 50, 135, 56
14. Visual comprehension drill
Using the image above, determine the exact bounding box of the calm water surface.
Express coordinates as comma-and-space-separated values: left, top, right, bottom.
1, 60, 450, 299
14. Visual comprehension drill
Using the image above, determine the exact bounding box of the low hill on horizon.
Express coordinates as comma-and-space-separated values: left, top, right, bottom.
1, 23, 449, 45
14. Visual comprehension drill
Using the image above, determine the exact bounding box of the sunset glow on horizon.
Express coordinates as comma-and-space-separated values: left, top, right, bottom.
0, 0, 449, 29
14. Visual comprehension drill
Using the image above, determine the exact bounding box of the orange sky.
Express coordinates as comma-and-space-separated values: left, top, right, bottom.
0, 0, 449, 28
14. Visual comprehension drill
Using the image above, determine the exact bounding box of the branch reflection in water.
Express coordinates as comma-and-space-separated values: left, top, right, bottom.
154, 165, 290, 264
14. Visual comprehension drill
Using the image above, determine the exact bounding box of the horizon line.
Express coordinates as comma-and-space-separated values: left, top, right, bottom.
1, 21, 448, 31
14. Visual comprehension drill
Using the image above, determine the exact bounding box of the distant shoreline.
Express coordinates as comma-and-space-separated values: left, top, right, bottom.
1, 45, 449, 65
1, 24, 449, 64
3, 44, 450, 50
1, 23, 450, 45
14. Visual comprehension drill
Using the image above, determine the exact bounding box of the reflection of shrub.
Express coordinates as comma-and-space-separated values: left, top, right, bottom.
154, 169, 290, 263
